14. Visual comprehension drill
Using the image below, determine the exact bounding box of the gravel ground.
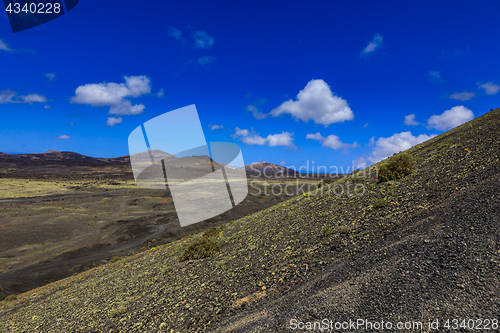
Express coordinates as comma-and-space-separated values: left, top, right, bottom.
0, 108, 499, 332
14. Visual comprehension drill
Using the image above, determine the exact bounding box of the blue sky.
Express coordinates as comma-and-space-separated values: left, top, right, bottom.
1, 0, 499, 171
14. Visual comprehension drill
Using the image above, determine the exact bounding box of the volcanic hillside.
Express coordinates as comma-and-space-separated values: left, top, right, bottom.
1, 108, 499, 332
243, 162, 299, 177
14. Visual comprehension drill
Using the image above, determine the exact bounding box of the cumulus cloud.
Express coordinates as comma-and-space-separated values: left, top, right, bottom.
0, 90, 47, 104
44, 105, 51, 109
57, 135, 70, 140
306, 132, 359, 151
247, 104, 268, 120
232, 127, 295, 148
106, 117, 123, 127
267, 132, 295, 147
361, 34, 383, 55
45, 73, 56, 81
198, 56, 216, 65
168, 27, 184, 41
428, 70, 443, 84
478, 82, 500, 95
354, 131, 436, 168
305, 132, 324, 142
0, 39, 11, 51
271, 79, 354, 126
193, 31, 214, 49
23, 94, 47, 103
209, 124, 223, 130
404, 114, 421, 126
156, 89, 164, 97
70, 75, 151, 116
280, 161, 286, 166
427, 106, 474, 131
449, 91, 475, 101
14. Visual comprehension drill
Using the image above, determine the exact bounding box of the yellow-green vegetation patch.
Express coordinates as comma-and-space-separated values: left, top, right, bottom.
373, 197, 388, 208
0, 179, 73, 199
179, 237, 220, 262
0, 179, 140, 199
378, 153, 414, 182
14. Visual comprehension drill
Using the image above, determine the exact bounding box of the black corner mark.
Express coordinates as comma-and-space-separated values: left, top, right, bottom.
3, 0, 79, 33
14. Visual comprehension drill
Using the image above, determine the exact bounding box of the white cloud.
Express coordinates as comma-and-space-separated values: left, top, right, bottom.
478, 82, 500, 95
355, 131, 436, 168
0, 90, 16, 103
280, 161, 286, 166
108, 100, 145, 116
404, 114, 421, 126
267, 132, 295, 147
23, 94, 47, 103
198, 56, 216, 65
271, 79, 354, 126
232, 127, 295, 148
363, 123, 368, 128
305, 132, 324, 142
44, 105, 51, 109
70, 75, 151, 116
209, 124, 223, 130
361, 34, 383, 55
57, 135, 70, 140
449, 91, 475, 101
247, 104, 268, 120
106, 117, 123, 127
156, 89, 164, 97
427, 106, 474, 131
306, 132, 359, 150
0, 90, 47, 104
168, 27, 184, 41
0, 39, 11, 51
323, 135, 359, 150
428, 70, 443, 84
193, 31, 214, 49
45, 73, 56, 81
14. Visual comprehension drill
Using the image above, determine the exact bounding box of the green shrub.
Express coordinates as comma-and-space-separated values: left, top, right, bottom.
318, 178, 335, 188
179, 238, 220, 262
203, 226, 224, 238
338, 226, 351, 234
321, 227, 335, 237
5, 294, 17, 302
373, 198, 388, 208
377, 153, 414, 182
110, 256, 122, 263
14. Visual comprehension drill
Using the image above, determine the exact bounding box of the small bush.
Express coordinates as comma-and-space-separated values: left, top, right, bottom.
338, 226, 351, 234
179, 238, 220, 262
378, 153, 414, 182
203, 226, 224, 238
318, 178, 335, 188
373, 198, 388, 208
110, 256, 122, 263
5, 294, 17, 302
321, 227, 335, 237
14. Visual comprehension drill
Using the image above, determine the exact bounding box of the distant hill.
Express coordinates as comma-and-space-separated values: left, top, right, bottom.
241, 162, 299, 176
0, 151, 110, 163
